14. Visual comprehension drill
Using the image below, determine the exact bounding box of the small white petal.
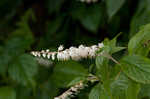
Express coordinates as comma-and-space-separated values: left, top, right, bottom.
91, 45, 98, 49
98, 43, 104, 48
46, 49, 49, 52
42, 53, 46, 58
78, 45, 85, 49
37, 53, 41, 57
41, 50, 45, 53
47, 53, 51, 59
57, 52, 62, 60
58, 45, 64, 51
52, 53, 56, 60
54, 98, 60, 99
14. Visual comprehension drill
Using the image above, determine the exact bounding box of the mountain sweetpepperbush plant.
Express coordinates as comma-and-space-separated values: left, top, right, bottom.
0, 0, 150, 99
30, 24, 150, 99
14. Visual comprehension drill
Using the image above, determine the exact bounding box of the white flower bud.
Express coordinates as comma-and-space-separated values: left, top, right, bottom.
46, 49, 49, 52
42, 53, 46, 58
63, 51, 70, 60
52, 53, 56, 60
41, 50, 45, 53
37, 53, 41, 57
47, 53, 51, 59
57, 52, 63, 60
58, 45, 64, 51
98, 43, 104, 48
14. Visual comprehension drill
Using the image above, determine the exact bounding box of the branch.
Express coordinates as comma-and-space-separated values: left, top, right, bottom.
54, 74, 99, 99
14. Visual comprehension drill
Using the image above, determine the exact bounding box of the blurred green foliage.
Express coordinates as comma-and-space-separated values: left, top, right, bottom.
0, 0, 150, 99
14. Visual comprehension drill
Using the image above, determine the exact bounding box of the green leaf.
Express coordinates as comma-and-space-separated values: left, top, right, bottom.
51, 61, 88, 87
8, 54, 38, 86
106, 0, 125, 19
46, 0, 65, 13
111, 73, 128, 98
71, 3, 103, 33
130, 0, 150, 37
120, 55, 150, 84
125, 80, 140, 99
5, 37, 31, 56
96, 55, 109, 81
0, 36, 33, 76
67, 77, 86, 87
89, 83, 110, 99
128, 23, 150, 56
11, 9, 35, 47
36, 79, 59, 99
102, 33, 125, 54
138, 84, 150, 99
16, 86, 32, 99
0, 86, 16, 99
111, 73, 140, 99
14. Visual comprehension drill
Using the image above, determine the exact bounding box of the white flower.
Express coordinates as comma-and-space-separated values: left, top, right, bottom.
69, 47, 81, 60
47, 53, 51, 59
62, 50, 70, 60
78, 45, 88, 58
52, 53, 56, 60
98, 43, 104, 48
91, 45, 98, 50
54, 98, 59, 99
31, 42, 104, 61
41, 50, 45, 53
88, 49, 96, 58
37, 53, 41, 57
46, 49, 49, 52
57, 52, 63, 60
58, 45, 64, 51
42, 53, 46, 58
31, 52, 36, 56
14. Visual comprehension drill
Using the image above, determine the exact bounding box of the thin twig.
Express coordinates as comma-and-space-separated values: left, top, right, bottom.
54, 74, 99, 99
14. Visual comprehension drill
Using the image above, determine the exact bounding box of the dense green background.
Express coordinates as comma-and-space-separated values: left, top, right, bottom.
0, 0, 150, 99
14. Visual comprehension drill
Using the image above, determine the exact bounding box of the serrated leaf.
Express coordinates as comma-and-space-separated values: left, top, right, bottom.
106, 0, 125, 19
89, 83, 110, 99
102, 33, 125, 54
8, 54, 38, 86
128, 23, 150, 56
51, 61, 88, 87
0, 86, 16, 99
111, 73, 128, 98
130, 0, 150, 37
111, 73, 140, 99
120, 55, 150, 84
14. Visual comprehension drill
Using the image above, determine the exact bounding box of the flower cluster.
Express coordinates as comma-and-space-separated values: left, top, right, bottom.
31, 43, 104, 61
78, 0, 98, 3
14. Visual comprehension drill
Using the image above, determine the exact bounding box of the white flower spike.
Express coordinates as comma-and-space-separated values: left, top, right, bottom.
31, 43, 104, 61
